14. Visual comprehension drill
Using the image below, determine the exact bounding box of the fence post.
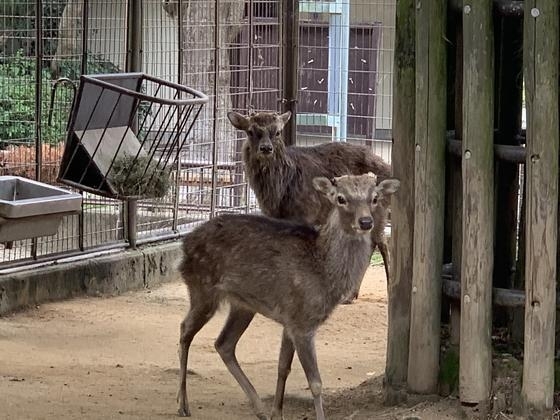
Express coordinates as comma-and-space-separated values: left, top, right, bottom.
407, 0, 446, 394
460, 0, 494, 407
125, 0, 143, 248
521, 1, 559, 416
282, 0, 299, 146
384, 0, 414, 397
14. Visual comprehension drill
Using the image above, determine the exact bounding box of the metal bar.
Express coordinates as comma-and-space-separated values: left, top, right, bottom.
247, 0, 254, 111
0, 242, 127, 274
173, 0, 184, 231
82, 0, 89, 74
31, 0, 44, 261
82, 73, 208, 106
127, 0, 143, 73
282, 0, 299, 146
209, 0, 220, 219
126, 199, 138, 249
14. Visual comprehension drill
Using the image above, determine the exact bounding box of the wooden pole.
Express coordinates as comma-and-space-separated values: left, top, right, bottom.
407, 0, 446, 394
385, 0, 415, 394
460, 0, 494, 406
521, 1, 559, 416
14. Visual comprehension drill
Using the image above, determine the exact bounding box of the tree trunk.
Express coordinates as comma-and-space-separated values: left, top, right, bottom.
180, 0, 245, 164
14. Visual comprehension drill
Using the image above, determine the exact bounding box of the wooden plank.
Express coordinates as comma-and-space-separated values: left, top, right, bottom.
384, 0, 415, 394
521, 1, 559, 416
447, 139, 527, 163
441, 278, 560, 308
460, 0, 494, 405
407, 0, 446, 394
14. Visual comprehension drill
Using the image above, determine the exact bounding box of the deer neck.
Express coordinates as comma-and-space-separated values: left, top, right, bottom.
318, 212, 372, 302
243, 139, 296, 212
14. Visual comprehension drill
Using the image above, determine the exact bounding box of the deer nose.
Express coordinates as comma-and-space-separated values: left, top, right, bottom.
358, 217, 373, 231
259, 144, 273, 154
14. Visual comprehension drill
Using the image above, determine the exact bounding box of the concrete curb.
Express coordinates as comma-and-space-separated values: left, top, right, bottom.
0, 241, 183, 315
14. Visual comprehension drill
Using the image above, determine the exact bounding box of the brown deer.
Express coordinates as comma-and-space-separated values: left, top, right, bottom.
227, 110, 393, 302
177, 173, 400, 420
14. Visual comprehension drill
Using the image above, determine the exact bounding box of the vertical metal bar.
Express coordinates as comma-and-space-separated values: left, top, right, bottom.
34, 0, 43, 182
282, 0, 299, 146
78, 0, 90, 252
82, 0, 89, 74
125, 0, 143, 247
172, 0, 184, 231
32, 0, 44, 260
244, 0, 255, 214
209, 0, 220, 218
126, 199, 138, 249
247, 0, 254, 111
127, 0, 143, 73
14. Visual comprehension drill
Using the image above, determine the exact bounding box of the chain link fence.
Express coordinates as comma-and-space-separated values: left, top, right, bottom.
0, 0, 395, 269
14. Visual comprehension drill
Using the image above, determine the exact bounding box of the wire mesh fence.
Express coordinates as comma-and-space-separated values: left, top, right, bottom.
0, 0, 395, 269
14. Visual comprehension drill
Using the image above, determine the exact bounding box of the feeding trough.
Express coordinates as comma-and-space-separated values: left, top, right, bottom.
57, 73, 208, 199
0, 176, 82, 242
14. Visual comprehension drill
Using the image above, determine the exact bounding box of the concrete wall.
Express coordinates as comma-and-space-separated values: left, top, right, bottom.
0, 241, 183, 315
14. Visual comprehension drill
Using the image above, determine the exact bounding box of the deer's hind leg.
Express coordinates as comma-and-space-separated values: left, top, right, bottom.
177, 289, 218, 417
271, 328, 295, 420
214, 306, 267, 419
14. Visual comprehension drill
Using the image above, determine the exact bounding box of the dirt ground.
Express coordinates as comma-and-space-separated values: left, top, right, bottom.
0, 265, 462, 420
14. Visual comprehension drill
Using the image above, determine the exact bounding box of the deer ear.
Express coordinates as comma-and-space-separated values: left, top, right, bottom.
278, 111, 292, 127
376, 178, 400, 197
227, 111, 250, 131
313, 177, 335, 196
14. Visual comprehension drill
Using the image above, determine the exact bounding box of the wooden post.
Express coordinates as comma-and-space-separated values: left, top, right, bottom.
385, 0, 415, 393
460, 0, 494, 406
407, 0, 446, 394
521, 1, 559, 416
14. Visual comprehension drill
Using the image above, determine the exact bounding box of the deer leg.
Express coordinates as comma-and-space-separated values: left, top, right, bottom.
292, 332, 325, 420
215, 307, 267, 420
177, 300, 217, 417
271, 329, 295, 420
378, 238, 391, 285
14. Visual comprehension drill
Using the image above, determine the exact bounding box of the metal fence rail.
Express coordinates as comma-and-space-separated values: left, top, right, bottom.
0, 0, 395, 269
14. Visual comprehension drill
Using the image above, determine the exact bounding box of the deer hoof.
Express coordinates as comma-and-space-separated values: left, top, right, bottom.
178, 407, 191, 417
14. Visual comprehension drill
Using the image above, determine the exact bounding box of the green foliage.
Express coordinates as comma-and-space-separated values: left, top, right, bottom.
109, 154, 172, 198
0, 51, 69, 146
370, 250, 383, 266
0, 1, 67, 58
0, 51, 121, 148
439, 347, 459, 395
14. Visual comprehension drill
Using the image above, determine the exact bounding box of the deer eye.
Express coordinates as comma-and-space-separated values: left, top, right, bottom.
337, 195, 347, 205
372, 197, 378, 205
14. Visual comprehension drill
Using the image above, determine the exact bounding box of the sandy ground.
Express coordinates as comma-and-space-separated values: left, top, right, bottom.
0, 265, 461, 420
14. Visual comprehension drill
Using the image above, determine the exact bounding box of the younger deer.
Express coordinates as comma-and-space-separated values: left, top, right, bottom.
177, 173, 400, 420
227, 110, 393, 302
